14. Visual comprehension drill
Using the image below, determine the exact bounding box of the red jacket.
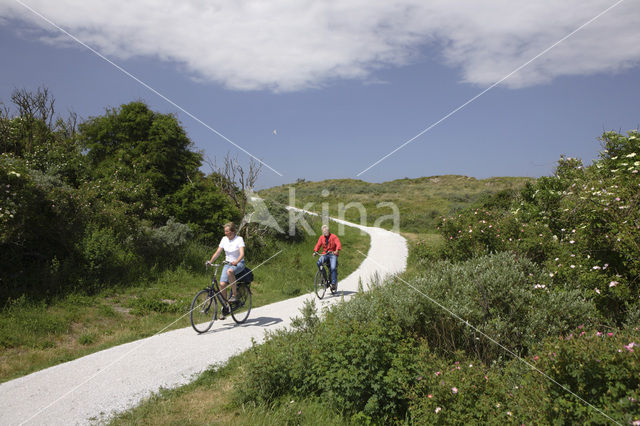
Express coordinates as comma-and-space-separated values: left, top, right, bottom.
314, 233, 342, 256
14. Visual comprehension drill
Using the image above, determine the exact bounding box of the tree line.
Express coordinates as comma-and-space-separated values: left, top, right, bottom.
0, 88, 255, 302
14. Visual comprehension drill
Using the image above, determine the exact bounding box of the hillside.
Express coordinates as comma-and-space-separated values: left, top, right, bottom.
259, 175, 532, 233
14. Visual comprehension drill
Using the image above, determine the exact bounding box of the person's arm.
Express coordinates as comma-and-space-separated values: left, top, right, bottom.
209, 246, 223, 263
313, 236, 322, 254
232, 246, 245, 266
334, 235, 342, 255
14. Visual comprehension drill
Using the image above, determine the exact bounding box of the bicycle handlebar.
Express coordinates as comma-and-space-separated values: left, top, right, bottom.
206, 260, 231, 268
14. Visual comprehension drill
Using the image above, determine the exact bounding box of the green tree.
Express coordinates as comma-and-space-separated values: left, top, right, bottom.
165, 174, 240, 244
78, 101, 202, 222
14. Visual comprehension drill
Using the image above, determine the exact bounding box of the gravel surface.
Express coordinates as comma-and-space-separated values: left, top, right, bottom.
0, 217, 407, 425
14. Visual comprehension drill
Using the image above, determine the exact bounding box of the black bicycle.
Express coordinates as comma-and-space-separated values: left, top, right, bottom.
313, 252, 338, 299
190, 261, 252, 333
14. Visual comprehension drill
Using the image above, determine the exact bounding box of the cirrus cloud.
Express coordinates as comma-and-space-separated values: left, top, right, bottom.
1, 0, 639, 92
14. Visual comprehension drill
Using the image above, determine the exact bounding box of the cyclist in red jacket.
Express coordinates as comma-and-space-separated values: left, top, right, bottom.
313, 224, 342, 291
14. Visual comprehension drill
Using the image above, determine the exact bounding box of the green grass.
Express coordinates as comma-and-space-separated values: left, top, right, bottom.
110, 354, 349, 426
260, 175, 531, 233
0, 217, 370, 383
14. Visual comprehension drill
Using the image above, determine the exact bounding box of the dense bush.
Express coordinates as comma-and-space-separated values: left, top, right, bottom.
408, 327, 640, 424
0, 154, 88, 298
437, 130, 640, 324
1, 92, 243, 301
235, 300, 421, 423
233, 253, 601, 422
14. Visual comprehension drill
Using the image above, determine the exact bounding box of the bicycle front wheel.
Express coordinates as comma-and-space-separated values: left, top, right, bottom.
230, 283, 252, 324
314, 269, 327, 299
190, 289, 217, 333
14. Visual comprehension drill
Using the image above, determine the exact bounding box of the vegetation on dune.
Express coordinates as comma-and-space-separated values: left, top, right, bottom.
3, 87, 638, 424
114, 129, 640, 425
0, 87, 370, 382
259, 175, 532, 233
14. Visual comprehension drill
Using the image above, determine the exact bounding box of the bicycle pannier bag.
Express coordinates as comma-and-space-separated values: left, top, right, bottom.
239, 266, 254, 283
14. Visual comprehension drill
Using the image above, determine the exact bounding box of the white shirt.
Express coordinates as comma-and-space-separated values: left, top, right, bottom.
219, 235, 245, 262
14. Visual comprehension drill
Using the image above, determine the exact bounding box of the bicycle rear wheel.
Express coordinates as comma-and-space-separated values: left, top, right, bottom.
230, 283, 252, 324
314, 269, 327, 299
190, 289, 217, 333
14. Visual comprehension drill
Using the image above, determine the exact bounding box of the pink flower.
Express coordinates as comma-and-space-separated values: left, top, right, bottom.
596, 331, 603, 336
435, 407, 442, 414
533, 356, 539, 361
452, 387, 458, 394
609, 281, 619, 287
624, 342, 637, 352
435, 371, 441, 376
607, 332, 614, 337
428, 394, 433, 399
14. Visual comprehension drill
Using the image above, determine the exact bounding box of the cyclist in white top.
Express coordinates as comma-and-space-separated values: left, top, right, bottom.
208, 222, 245, 304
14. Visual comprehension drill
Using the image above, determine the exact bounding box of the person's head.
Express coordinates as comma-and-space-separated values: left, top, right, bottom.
321, 225, 330, 236
224, 222, 237, 238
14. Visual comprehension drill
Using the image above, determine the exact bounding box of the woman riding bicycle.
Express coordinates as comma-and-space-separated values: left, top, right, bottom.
208, 222, 245, 305
313, 224, 341, 291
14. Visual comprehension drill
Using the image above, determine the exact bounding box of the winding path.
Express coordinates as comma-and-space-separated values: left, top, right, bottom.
0, 217, 407, 425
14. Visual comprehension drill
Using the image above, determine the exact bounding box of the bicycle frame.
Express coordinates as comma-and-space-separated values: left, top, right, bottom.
207, 263, 233, 313
313, 252, 336, 299
191, 261, 252, 332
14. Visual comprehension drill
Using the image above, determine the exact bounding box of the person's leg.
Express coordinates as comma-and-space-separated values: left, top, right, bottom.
220, 264, 231, 302
227, 268, 237, 300
219, 281, 228, 299
317, 255, 328, 281
329, 254, 338, 285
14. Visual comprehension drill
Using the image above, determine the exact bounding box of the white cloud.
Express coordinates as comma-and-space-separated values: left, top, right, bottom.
2, 0, 639, 92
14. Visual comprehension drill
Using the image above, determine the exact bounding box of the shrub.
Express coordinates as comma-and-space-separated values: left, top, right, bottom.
407, 327, 640, 424
233, 252, 600, 423
77, 223, 140, 290
235, 301, 421, 422
437, 130, 640, 324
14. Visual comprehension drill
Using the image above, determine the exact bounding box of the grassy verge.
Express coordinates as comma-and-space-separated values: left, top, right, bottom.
110, 355, 347, 426
0, 217, 370, 383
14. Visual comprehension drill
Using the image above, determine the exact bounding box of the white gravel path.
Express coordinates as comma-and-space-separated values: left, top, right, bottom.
0, 217, 407, 425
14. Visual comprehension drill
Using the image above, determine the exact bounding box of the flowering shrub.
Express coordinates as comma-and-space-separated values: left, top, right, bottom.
233, 253, 600, 422
437, 130, 640, 324
407, 327, 640, 424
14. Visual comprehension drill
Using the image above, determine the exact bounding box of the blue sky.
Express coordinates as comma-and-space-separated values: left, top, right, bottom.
1, 0, 639, 189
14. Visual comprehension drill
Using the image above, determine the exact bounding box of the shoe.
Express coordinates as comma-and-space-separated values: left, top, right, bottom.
330, 284, 337, 291
229, 296, 238, 303
220, 306, 229, 319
